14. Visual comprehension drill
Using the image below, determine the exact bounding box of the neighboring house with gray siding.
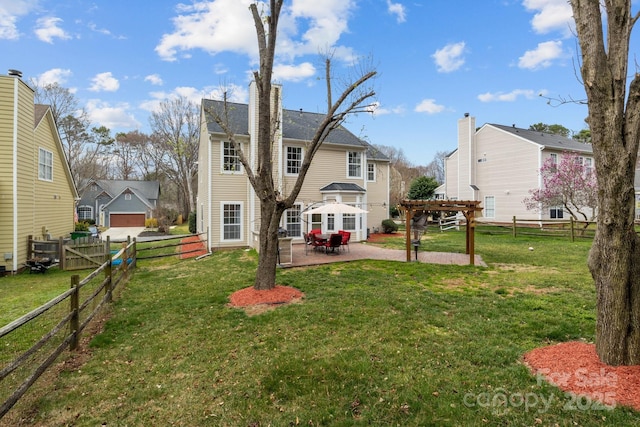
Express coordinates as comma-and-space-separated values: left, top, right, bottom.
77, 179, 160, 227
197, 81, 390, 251
439, 114, 599, 222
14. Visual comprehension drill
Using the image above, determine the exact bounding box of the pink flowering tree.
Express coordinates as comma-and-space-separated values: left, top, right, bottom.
523, 151, 598, 222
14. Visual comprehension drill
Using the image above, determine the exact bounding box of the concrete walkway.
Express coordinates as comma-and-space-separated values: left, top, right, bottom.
285, 241, 487, 268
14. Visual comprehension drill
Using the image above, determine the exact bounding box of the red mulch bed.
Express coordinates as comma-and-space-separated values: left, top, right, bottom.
524, 341, 640, 410
229, 285, 303, 307
179, 235, 208, 259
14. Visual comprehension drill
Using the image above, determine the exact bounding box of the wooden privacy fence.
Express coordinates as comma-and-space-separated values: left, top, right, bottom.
27, 236, 110, 271
0, 240, 136, 420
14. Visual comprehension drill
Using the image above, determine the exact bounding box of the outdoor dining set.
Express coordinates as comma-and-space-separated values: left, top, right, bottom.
303, 229, 351, 255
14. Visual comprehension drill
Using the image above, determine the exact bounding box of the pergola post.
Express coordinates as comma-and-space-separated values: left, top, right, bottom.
405, 207, 412, 262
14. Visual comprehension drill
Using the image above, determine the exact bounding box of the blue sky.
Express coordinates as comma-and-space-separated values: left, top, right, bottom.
1, 0, 611, 166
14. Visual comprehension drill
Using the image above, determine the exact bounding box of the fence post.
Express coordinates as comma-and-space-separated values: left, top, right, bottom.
570, 217, 575, 242
70, 275, 80, 351
59, 236, 65, 270
105, 240, 113, 302
512, 216, 517, 238
27, 235, 33, 260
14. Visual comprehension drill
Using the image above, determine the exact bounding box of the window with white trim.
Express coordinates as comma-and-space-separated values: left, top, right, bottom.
125, 193, 132, 201
347, 151, 362, 178
484, 196, 495, 218
222, 203, 242, 241
327, 214, 335, 232
367, 162, 375, 182
222, 141, 242, 173
550, 206, 564, 219
286, 146, 303, 175
342, 213, 356, 230
285, 204, 302, 237
38, 148, 53, 181
77, 206, 93, 220
311, 213, 322, 232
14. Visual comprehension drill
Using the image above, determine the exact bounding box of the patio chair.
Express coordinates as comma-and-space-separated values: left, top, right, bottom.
338, 230, 351, 252
310, 233, 326, 252
309, 228, 322, 235
303, 232, 313, 255
324, 233, 343, 254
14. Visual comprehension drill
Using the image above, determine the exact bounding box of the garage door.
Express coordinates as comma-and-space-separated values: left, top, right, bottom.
110, 213, 145, 227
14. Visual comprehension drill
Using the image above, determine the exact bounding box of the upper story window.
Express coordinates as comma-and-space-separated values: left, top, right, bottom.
125, 193, 132, 201
367, 162, 375, 182
584, 157, 594, 176
348, 151, 362, 178
38, 148, 53, 181
286, 146, 303, 175
222, 141, 242, 173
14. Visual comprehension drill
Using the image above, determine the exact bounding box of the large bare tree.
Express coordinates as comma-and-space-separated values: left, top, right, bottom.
149, 96, 199, 217
207, 0, 376, 290
570, 0, 640, 365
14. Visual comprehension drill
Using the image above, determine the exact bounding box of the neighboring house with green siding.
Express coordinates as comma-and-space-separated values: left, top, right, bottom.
197, 81, 390, 251
0, 71, 78, 273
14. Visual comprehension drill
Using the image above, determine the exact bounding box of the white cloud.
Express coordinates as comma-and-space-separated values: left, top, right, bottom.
386, 0, 406, 23
273, 62, 316, 82
522, 0, 574, 37
432, 42, 466, 73
89, 72, 120, 92
155, 0, 259, 62
155, 0, 357, 65
369, 102, 405, 116
34, 16, 71, 44
85, 99, 140, 129
140, 83, 249, 113
518, 40, 563, 69
477, 89, 537, 102
144, 74, 164, 86
0, 0, 39, 40
34, 68, 73, 87
415, 99, 445, 114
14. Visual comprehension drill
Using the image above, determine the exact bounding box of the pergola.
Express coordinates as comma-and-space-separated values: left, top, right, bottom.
398, 200, 483, 265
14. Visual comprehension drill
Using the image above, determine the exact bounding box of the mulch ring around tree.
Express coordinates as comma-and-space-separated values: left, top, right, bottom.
523, 341, 640, 411
229, 285, 304, 316
179, 235, 208, 259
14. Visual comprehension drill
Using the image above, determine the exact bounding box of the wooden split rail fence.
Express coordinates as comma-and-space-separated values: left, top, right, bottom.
0, 240, 136, 419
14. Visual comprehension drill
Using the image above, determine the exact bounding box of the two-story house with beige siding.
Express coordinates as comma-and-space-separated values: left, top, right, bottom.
440, 114, 595, 223
0, 71, 78, 272
197, 82, 390, 251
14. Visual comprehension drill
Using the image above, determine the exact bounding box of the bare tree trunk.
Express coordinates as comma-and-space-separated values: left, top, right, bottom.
571, 0, 640, 365
254, 200, 286, 290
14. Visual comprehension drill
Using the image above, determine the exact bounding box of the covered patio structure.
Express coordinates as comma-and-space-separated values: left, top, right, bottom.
399, 200, 483, 264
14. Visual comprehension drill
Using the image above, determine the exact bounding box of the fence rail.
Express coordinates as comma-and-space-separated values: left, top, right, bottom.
467, 216, 596, 241
0, 240, 136, 419
136, 232, 207, 260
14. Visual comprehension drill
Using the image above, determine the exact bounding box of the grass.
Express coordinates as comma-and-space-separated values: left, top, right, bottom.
2, 230, 640, 426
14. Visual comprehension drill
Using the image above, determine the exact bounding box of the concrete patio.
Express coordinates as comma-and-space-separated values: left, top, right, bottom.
284, 240, 487, 268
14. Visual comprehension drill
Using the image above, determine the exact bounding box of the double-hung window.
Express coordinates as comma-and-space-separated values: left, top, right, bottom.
77, 206, 93, 221
484, 196, 495, 218
348, 151, 362, 178
286, 146, 303, 175
342, 213, 356, 230
285, 204, 302, 237
222, 203, 242, 241
367, 162, 375, 182
38, 148, 53, 181
222, 141, 242, 173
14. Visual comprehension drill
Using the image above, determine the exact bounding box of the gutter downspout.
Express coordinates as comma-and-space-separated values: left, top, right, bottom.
12, 77, 19, 272
469, 117, 475, 201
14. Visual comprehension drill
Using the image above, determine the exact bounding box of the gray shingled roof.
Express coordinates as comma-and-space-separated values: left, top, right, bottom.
202, 98, 389, 161
34, 104, 49, 127
319, 182, 366, 192
92, 180, 160, 202
490, 124, 593, 154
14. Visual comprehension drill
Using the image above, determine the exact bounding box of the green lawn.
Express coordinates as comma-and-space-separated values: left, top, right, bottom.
3, 230, 639, 426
